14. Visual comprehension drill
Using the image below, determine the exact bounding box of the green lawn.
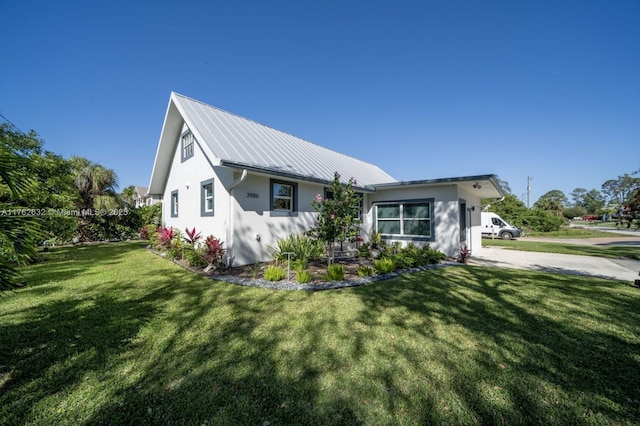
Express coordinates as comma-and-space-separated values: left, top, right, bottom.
1, 242, 639, 425
483, 239, 640, 259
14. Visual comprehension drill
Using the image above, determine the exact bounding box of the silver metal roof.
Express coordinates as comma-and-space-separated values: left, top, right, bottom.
149, 93, 396, 192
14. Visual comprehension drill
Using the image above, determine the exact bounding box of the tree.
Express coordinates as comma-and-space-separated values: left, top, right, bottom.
483, 194, 528, 228
0, 143, 41, 291
582, 189, 605, 215
569, 187, 588, 207
617, 186, 640, 229
534, 190, 567, 217
69, 156, 119, 241
602, 173, 640, 206
309, 172, 361, 265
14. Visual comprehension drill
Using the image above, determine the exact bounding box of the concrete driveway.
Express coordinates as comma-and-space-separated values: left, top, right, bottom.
469, 247, 640, 282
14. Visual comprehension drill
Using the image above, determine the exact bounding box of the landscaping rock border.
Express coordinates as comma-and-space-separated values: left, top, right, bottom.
210, 261, 459, 291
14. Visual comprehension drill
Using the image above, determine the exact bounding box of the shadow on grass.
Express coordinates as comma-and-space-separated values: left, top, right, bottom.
2, 242, 639, 424
1, 243, 362, 425
354, 267, 640, 424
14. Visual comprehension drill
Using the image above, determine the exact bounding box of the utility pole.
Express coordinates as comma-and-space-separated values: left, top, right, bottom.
527, 176, 532, 208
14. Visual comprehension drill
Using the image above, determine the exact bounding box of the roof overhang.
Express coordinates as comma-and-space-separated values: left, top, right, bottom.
220, 160, 377, 192
372, 174, 504, 199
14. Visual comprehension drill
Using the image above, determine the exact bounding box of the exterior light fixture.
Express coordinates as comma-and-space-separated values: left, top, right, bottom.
473, 182, 482, 189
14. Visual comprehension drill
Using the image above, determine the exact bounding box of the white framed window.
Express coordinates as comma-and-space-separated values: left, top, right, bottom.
270, 179, 297, 216
170, 190, 179, 217
181, 131, 195, 162
201, 178, 214, 216
375, 200, 432, 238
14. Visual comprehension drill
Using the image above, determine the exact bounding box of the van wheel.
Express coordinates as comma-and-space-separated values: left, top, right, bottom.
500, 231, 513, 240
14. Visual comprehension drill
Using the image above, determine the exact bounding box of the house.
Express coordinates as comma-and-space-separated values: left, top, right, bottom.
133, 186, 162, 208
148, 92, 504, 266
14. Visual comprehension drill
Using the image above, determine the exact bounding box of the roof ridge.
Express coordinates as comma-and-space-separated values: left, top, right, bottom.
171, 92, 393, 173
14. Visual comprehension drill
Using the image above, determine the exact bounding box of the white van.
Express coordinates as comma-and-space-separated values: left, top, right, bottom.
481, 212, 522, 240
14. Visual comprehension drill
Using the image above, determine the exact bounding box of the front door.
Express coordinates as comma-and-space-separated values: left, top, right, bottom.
459, 200, 467, 243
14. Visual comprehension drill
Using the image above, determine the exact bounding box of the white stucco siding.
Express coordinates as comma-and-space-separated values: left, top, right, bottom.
366, 185, 463, 257
226, 173, 321, 266
161, 132, 230, 243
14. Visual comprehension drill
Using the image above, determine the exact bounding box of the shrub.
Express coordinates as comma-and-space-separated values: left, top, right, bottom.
356, 265, 373, 277
203, 235, 225, 268
419, 245, 446, 265
296, 270, 313, 283
326, 264, 345, 281
268, 233, 324, 264
139, 225, 150, 240
373, 258, 395, 274
357, 242, 371, 258
183, 227, 202, 246
264, 265, 286, 281
184, 249, 207, 268
291, 258, 307, 271
156, 226, 174, 249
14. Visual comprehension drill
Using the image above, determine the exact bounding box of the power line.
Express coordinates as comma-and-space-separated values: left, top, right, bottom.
0, 112, 26, 135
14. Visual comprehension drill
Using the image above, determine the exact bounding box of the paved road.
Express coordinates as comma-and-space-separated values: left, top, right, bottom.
469, 235, 640, 282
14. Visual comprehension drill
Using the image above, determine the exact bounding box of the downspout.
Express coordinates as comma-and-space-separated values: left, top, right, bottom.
226, 169, 248, 266
482, 196, 505, 212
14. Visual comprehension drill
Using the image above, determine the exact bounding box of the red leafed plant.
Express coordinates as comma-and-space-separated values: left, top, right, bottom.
156, 226, 174, 248
184, 227, 202, 246
203, 235, 225, 268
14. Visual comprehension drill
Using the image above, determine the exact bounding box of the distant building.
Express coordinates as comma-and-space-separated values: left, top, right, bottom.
134, 186, 162, 208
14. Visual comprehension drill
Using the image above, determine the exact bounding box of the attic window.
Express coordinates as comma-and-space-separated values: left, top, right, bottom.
181, 131, 195, 162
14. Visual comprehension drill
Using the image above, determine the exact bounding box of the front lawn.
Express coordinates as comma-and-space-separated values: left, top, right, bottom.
483, 239, 640, 260
1, 242, 639, 424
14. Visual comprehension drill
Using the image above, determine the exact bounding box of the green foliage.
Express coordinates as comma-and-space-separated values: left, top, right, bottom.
0, 139, 42, 291
484, 194, 529, 228
356, 265, 373, 277
139, 203, 162, 227
522, 209, 565, 232
326, 264, 345, 281
373, 258, 396, 274
617, 186, 640, 229
534, 189, 567, 216
263, 265, 286, 281
309, 172, 362, 263
562, 205, 587, 220
296, 269, 313, 283
268, 233, 324, 264
357, 242, 371, 258
184, 249, 207, 268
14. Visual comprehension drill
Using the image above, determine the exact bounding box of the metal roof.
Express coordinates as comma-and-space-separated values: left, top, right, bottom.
148, 93, 396, 194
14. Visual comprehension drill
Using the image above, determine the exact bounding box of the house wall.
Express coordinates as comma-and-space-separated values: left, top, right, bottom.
227, 173, 321, 266
366, 185, 463, 258
161, 130, 232, 246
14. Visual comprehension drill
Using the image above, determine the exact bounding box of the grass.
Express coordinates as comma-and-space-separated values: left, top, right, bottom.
1, 242, 640, 424
483, 238, 640, 259
526, 226, 636, 238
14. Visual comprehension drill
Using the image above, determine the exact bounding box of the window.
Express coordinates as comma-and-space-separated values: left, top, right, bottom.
170, 190, 179, 217
270, 179, 297, 216
201, 178, 214, 216
181, 131, 195, 162
375, 200, 432, 238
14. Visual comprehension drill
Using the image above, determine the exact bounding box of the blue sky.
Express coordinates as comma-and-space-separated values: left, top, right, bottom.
1, 0, 638, 205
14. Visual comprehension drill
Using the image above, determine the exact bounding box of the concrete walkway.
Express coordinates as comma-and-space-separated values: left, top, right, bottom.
469, 246, 640, 282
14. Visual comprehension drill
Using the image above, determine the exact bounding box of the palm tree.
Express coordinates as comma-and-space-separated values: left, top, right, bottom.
69, 156, 119, 241
0, 144, 39, 291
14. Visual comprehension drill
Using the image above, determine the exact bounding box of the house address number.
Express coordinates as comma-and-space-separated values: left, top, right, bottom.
246, 192, 259, 198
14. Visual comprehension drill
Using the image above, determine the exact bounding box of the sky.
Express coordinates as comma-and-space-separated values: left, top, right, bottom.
1, 0, 638, 205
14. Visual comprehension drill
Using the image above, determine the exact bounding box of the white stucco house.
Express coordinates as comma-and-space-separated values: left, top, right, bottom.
133, 186, 162, 208
148, 92, 504, 266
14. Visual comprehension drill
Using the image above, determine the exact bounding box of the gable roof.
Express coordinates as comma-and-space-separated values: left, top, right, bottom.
148, 92, 397, 194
